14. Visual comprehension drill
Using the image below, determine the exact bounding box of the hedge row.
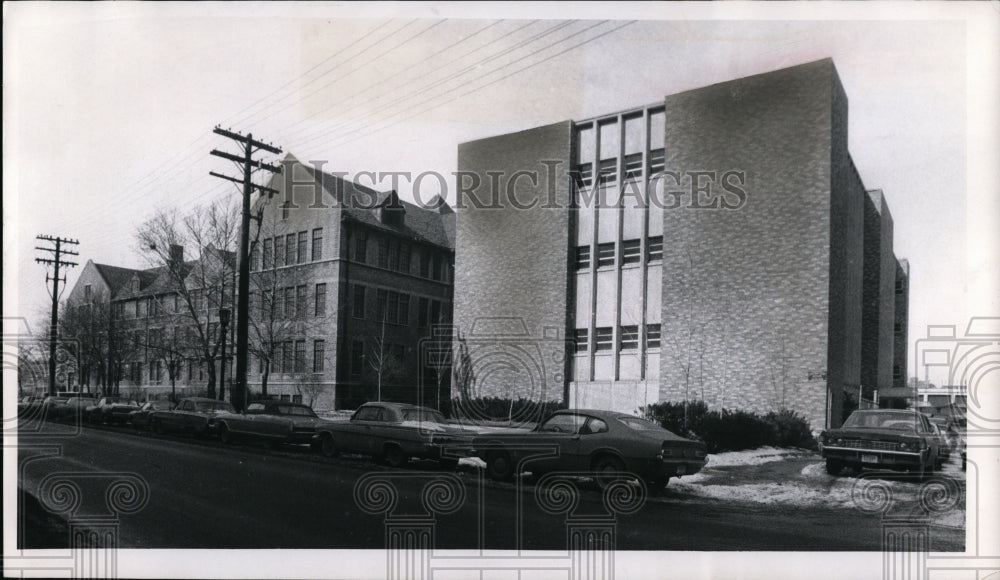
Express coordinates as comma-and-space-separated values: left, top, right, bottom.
639, 400, 817, 453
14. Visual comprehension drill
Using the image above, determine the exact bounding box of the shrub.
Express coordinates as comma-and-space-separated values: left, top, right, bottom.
641, 400, 817, 453
450, 396, 566, 424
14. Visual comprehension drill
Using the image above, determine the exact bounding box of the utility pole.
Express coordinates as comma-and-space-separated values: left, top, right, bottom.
35, 235, 79, 396
210, 126, 281, 411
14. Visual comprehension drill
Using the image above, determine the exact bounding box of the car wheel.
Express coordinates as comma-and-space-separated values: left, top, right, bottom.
382, 445, 407, 468
318, 433, 338, 458
486, 451, 516, 482
592, 455, 627, 490
825, 458, 844, 475
219, 424, 233, 444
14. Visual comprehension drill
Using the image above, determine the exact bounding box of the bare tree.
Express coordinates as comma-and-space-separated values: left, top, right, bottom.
134, 199, 239, 399
293, 376, 327, 409
367, 315, 403, 403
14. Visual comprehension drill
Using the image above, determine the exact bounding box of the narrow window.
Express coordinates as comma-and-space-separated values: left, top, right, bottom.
315, 283, 327, 317
313, 340, 325, 373
594, 327, 613, 352
353, 285, 365, 319
619, 325, 639, 351
285, 233, 296, 266
645, 324, 661, 350
621, 240, 641, 265
294, 340, 306, 373
647, 236, 663, 263
596, 243, 615, 268
418, 297, 429, 327
312, 228, 323, 261
355, 230, 368, 263
574, 246, 591, 270
296, 285, 307, 318
297, 231, 307, 264
574, 328, 589, 353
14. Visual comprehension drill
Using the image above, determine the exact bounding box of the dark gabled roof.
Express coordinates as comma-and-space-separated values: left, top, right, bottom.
280, 155, 454, 250
93, 263, 142, 297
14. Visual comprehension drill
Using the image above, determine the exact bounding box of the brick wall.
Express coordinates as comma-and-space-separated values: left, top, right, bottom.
454, 121, 574, 404
658, 59, 847, 430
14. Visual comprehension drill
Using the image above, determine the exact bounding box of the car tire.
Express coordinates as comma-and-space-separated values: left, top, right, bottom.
592, 455, 627, 490
486, 451, 515, 482
382, 445, 407, 468
825, 458, 843, 475
318, 433, 338, 458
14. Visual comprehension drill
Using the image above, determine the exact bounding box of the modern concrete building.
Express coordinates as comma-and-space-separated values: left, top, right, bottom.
453, 59, 909, 429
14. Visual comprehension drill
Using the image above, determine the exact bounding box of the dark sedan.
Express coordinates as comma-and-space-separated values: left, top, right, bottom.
210, 401, 326, 445
151, 397, 235, 436
86, 397, 140, 425
313, 402, 477, 467
129, 400, 176, 430
820, 409, 942, 476
472, 409, 707, 491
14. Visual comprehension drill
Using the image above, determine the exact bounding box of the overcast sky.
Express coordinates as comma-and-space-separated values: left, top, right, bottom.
3, 2, 999, 578
5, 3, 998, 388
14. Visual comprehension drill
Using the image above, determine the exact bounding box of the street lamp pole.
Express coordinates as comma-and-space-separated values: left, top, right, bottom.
219, 307, 231, 401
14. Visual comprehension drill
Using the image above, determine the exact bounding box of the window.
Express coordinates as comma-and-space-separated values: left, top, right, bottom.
895, 280, 904, 294
388, 240, 399, 271
574, 328, 589, 353
295, 340, 306, 373
286, 233, 296, 266
621, 240, 641, 265
313, 340, 325, 373
378, 238, 390, 268
274, 236, 284, 267
620, 325, 639, 351
376, 289, 388, 322
420, 250, 430, 277
281, 201, 290, 220
353, 285, 365, 319
894, 322, 902, 333
284, 287, 295, 319
282, 341, 293, 374
418, 297, 429, 327
387, 291, 399, 324
84, 284, 92, 300
645, 324, 661, 350
351, 340, 364, 376
574, 163, 593, 189
430, 300, 442, 325
355, 230, 368, 263
594, 327, 613, 351
297, 231, 307, 264
893, 365, 902, 380
250, 243, 259, 272
399, 243, 411, 273
137, 298, 147, 318
263, 238, 273, 269
315, 283, 327, 317
312, 228, 323, 261
398, 294, 409, 326
584, 417, 609, 435
596, 243, 615, 268
647, 236, 663, 263
151, 360, 162, 382
598, 158, 617, 184
296, 285, 307, 318
574, 246, 591, 270
649, 148, 665, 175
623, 153, 643, 180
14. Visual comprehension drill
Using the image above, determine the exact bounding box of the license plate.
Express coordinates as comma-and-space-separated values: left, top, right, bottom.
676, 465, 687, 475
861, 454, 879, 464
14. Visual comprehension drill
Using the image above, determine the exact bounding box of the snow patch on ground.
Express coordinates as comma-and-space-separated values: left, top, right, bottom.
704, 446, 815, 467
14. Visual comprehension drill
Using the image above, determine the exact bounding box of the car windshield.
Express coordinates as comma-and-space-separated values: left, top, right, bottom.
195, 401, 235, 413
843, 411, 918, 430
151, 401, 173, 410
401, 409, 447, 424
617, 416, 662, 431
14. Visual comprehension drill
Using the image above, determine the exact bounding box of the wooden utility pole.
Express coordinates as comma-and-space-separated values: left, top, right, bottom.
35, 235, 79, 396
210, 126, 281, 411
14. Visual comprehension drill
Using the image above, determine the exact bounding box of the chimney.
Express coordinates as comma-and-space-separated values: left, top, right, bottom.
169, 244, 184, 265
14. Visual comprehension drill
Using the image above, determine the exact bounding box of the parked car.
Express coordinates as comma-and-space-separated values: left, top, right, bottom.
17, 396, 44, 418
54, 395, 98, 422
210, 401, 326, 445
820, 409, 942, 476
39, 396, 72, 420
928, 416, 959, 458
313, 402, 477, 467
86, 397, 140, 425
129, 400, 176, 430
150, 397, 235, 436
472, 409, 708, 491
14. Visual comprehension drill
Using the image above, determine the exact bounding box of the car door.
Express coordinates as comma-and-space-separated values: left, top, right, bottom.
523, 413, 585, 473
338, 406, 379, 453
917, 414, 940, 465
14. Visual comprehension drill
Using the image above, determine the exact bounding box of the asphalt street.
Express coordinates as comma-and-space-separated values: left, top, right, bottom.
17, 421, 965, 551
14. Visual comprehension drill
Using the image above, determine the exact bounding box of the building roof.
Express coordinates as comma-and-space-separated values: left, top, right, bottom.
93, 263, 143, 297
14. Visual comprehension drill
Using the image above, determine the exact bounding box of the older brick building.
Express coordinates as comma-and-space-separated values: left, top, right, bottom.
453, 59, 909, 429
65, 154, 455, 410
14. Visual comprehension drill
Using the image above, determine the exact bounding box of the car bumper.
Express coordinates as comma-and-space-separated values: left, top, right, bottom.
822, 446, 926, 469
645, 456, 707, 479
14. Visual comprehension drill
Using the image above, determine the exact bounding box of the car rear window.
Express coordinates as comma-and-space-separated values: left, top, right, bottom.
617, 416, 661, 431
843, 412, 918, 430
